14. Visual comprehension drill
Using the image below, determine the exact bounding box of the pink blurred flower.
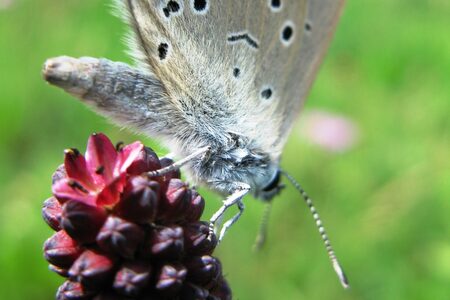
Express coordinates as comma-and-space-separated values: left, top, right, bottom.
0, 0, 14, 10
299, 110, 359, 152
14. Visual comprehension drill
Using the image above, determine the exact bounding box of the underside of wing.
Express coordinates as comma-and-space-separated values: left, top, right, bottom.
115, 0, 344, 156
274, 0, 345, 148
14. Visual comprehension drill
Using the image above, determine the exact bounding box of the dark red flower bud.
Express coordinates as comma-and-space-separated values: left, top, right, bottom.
53, 164, 67, 184
155, 264, 187, 297
56, 280, 94, 300
113, 261, 152, 297
184, 222, 217, 256
126, 146, 161, 175
209, 277, 232, 300
97, 216, 145, 259
69, 250, 116, 291
49, 264, 70, 278
61, 200, 107, 244
115, 176, 159, 224
160, 179, 191, 223
42, 197, 63, 231
44, 230, 82, 268
185, 256, 221, 287
184, 190, 205, 223
145, 226, 184, 259
180, 283, 210, 300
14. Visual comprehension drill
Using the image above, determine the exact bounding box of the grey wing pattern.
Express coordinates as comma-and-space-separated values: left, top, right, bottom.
116, 0, 343, 156
273, 0, 345, 148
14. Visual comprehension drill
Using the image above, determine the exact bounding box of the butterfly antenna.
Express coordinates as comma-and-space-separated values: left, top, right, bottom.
253, 201, 273, 251
281, 170, 350, 289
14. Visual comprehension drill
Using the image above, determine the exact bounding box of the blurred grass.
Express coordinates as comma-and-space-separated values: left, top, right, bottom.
0, 0, 449, 299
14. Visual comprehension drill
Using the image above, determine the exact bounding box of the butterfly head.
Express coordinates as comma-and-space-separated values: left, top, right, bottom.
257, 169, 285, 201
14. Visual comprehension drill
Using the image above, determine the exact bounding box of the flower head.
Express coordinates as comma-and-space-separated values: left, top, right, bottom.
43, 133, 231, 299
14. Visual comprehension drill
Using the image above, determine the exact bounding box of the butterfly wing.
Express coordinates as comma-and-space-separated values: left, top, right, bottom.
117, 0, 344, 157
272, 0, 345, 148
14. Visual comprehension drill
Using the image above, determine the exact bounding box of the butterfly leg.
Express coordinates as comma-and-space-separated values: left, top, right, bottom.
148, 146, 211, 177
209, 183, 250, 241
218, 200, 245, 242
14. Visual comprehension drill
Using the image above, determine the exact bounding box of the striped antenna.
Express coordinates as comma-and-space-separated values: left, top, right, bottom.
281, 170, 350, 289
253, 201, 273, 251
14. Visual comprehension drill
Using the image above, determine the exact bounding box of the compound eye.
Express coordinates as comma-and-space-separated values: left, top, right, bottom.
262, 170, 281, 192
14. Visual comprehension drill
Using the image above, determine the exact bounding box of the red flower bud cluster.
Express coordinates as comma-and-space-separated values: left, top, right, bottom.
42, 133, 231, 300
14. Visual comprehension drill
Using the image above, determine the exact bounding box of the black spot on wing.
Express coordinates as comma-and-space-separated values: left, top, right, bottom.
227, 33, 259, 49
167, 1, 180, 12
271, 0, 281, 7
282, 26, 293, 41
305, 21, 312, 32
269, 0, 282, 11
233, 67, 241, 78
191, 0, 208, 14
194, 0, 206, 10
163, 1, 181, 18
280, 21, 295, 46
158, 43, 169, 60
261, 88, 273, 100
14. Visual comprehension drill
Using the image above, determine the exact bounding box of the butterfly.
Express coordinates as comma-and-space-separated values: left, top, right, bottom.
43, 0, 348, 288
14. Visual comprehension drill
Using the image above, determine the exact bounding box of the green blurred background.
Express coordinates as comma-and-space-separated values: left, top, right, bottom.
0, 0, 449, 299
